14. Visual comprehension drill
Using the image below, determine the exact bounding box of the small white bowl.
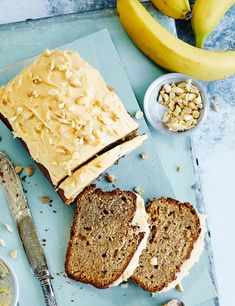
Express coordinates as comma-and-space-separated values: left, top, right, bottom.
0, 254, 19, 306
144, 73, 208, 136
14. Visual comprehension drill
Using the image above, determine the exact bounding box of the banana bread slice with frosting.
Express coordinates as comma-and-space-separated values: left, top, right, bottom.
132, 197, 206, 293
0, 49, 144, 203
65, 186, 150, 288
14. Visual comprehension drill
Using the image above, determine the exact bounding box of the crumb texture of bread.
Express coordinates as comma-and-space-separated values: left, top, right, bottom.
132, 197, 201, 292
65, 186, 143, 288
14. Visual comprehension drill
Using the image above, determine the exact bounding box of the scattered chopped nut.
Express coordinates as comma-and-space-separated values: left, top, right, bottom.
140, 152, 149, 160
15, 165, 23, 174
120, 282, 129, 289
158, 81, 203, 132
106, 174, 116, 183
10, 250, 18, 260
16, 106, 23, 114
48, 88, 59, 96
175, 283, 184, 292
211, 102, 219, 112
150, 257, 158, 266
135, 110, 144, 120
176, 166, 181, 172
32, 75, 42, 84
40, 197, 51, 203
0, 238, 6, 247
134, 187, 144, 196
162, 300, 185, 306
5, 223, 13, 233
26, 167, 34, 176
70, 78, 81, 88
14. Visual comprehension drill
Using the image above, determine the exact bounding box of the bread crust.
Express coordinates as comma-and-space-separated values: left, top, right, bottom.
65, 186, 145, 288
131, 197, 201, 292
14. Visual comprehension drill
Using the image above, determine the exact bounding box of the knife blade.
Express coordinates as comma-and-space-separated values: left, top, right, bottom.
0, 152, 57, 306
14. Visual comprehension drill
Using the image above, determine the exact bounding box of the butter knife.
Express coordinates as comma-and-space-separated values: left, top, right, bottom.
0, 152, 57, 306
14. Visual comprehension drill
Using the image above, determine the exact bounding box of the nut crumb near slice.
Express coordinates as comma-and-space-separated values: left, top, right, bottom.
135, 110, 143, 120
10, 250, 18, 260
175, 283, 184, 292
5, 223, 13, 233
140, 152, 149, 160
15, 165, 23, 174
134, 186, 144, 196
40, 197, 51, 203
26, 167, 34, 176
0, 238, 6, 247
211, 102, 220, 112
120, 282, 129, 288
106, 174, 116, 183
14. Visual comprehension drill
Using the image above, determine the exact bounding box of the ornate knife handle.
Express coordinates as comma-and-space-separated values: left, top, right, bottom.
37, 270, 57, 306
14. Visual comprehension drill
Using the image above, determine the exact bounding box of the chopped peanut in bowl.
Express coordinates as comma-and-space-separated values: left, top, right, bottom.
158, 80, 203, 132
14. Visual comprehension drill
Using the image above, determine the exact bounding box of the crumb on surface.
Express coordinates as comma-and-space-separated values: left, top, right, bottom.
140, 152, 149, 160
40, 197, 50, 203
106, 174, 116, 183
134, 186, 144, 196
15, 165, 23, 174
26, 167, 34, 176
176, 166, 181, 172
10, 250, 17, 259
4, 223, 13, 233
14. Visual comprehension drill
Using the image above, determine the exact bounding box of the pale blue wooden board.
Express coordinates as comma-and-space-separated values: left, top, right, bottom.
0, 29, 217, 306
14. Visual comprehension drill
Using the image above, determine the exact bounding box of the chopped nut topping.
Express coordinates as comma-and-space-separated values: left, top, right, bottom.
175, 283, 184, 292
135, 110, 143, 120
58, 103, 65, 110
106, 174, 116, 183
134, 187, 144, 196
68, 105, 76, 112
5, 223, 13, 233
44, 49, 51, 57
10, 116, 17, 122
10, 250, 18, 259
15, 165, 23, 174
16, 106, 23, 114
2, 98, 7, 105
70, 78, 81, 88
26, 167, 34, 176
0, 238, 6, 247
48, 88, 59, 96
56, 64, 66, 72
55, 109, 66, 118
27, 90, 39, 98
40, 197, 51, 203
72, 152, 80, 160
32, 75, 42, 84
140, 152, 149, 160
65, 69, 73, 79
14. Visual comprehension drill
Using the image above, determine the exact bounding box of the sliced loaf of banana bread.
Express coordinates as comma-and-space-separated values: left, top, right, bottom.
65, 186, 149, 288
132, 197, 205, 293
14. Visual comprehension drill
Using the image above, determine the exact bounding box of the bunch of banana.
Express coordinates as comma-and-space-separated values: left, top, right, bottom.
151, 0, 191, 20
117, 0, 235, 81
192, 0, 235, 48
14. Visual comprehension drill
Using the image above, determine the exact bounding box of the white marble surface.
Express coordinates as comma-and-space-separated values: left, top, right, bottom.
0, 1, 234, 306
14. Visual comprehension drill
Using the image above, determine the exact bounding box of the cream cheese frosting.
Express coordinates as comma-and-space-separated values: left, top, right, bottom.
156, 213, 206, 294
59, 135, 147, 204
0, 49, 138, 185
111, 194, 150, 286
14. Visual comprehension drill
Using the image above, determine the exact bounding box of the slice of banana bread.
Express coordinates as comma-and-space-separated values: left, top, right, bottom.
65, 186, 149, 288
132, 197, 205, 293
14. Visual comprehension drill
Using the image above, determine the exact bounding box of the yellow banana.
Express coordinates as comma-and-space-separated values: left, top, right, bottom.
117, 0, 235, 81
192, 0, 235, 48
151, 0, 191, 19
